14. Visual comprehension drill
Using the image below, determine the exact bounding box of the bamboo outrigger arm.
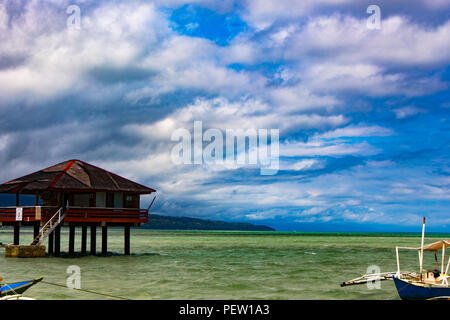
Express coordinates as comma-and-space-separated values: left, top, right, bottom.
340, 272, 417, 287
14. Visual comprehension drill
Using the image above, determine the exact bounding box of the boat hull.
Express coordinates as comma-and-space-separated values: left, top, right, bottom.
393, 277, 450, 300
0, 277, 43, 296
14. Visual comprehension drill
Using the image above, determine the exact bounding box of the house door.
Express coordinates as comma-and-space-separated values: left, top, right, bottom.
89, 193, 96, 207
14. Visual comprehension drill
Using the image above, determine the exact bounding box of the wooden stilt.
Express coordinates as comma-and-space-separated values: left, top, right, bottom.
81, 225, 87, 255
13, 223, 20, 245
54, 225, 61, 257
102, 225, 108, 256
69, 224, 75, 255
48, 231, 54, 255
124, 225, 130, 255
33, 223, 40, 239
90, 225, 96, 255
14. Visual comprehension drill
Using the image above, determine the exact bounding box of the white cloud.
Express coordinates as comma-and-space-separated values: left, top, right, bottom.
299, 63, 420, 96
280, 124, 392, 158
288, 15, 450, 67
365, 160, 396, 167
393, 106, 427, 119
0, 4, 8, 30
220, 41, 257, 64
315, 124, 394, 139
129, 96, 348, 136
241, 0, 353, 30
235, 13, 450, 97
284, 159, 325, 171
0, 1, 168, 102
281, 140, 379, 157
269, 86, 340, 112
0, 134, 8, 152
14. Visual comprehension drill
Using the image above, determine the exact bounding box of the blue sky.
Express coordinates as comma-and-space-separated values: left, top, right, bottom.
0, 0, 449, 231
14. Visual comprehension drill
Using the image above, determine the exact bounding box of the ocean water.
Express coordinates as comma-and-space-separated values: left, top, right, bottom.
0, 228, 445, 300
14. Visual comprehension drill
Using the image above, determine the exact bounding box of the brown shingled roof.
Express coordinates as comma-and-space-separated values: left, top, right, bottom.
0, 160, 156, 194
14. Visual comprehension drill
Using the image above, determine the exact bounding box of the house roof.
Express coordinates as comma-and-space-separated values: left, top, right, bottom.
0, 160, 156, 194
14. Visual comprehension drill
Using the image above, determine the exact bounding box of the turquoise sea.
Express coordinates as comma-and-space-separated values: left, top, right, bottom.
0, 228, 446, 300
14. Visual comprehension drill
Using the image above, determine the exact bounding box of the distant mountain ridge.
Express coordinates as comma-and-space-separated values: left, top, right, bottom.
142, 214, 275, 231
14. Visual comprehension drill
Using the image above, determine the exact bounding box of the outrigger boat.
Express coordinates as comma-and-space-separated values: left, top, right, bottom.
0, 276, 43, 297
342, 218, 450, 300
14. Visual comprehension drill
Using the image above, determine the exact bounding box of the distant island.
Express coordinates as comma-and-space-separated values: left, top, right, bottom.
141, 214, 275, 231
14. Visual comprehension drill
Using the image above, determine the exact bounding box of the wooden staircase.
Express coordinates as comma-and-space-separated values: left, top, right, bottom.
30, 206, 65, 246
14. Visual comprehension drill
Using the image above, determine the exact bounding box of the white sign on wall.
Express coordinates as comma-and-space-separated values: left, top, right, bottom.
15, 207, 23, 221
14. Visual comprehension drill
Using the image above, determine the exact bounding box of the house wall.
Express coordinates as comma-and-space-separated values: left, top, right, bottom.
124, 194, 140, 208
42, 192, 59, 206
73, 194, 89, 207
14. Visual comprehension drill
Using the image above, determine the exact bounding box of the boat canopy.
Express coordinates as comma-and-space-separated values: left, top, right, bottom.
399, 240, 450, 251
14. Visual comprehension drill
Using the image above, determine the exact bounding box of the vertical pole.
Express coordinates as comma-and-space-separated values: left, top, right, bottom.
124, 225, 130, 256
444, 255, 450, 286
102, 225, 108, 256
396, 247, 400, 277
81, 225, 87, 255
442, 243, 446, 274
48, 231, 54, 255
90, 225, 96, 255
33, 223, 40, 239
54, 225, 61, 257
69, 224, 75, 255
445, 257, 450, 275
14, 193, 20, 245
13, 223, 20, 245
419, 217, 426, 280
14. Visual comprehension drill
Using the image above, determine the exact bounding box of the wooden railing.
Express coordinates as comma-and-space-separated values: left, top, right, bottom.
0, 206, 148, 224
0, 206, 58, 222
64, 207, 148, 224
